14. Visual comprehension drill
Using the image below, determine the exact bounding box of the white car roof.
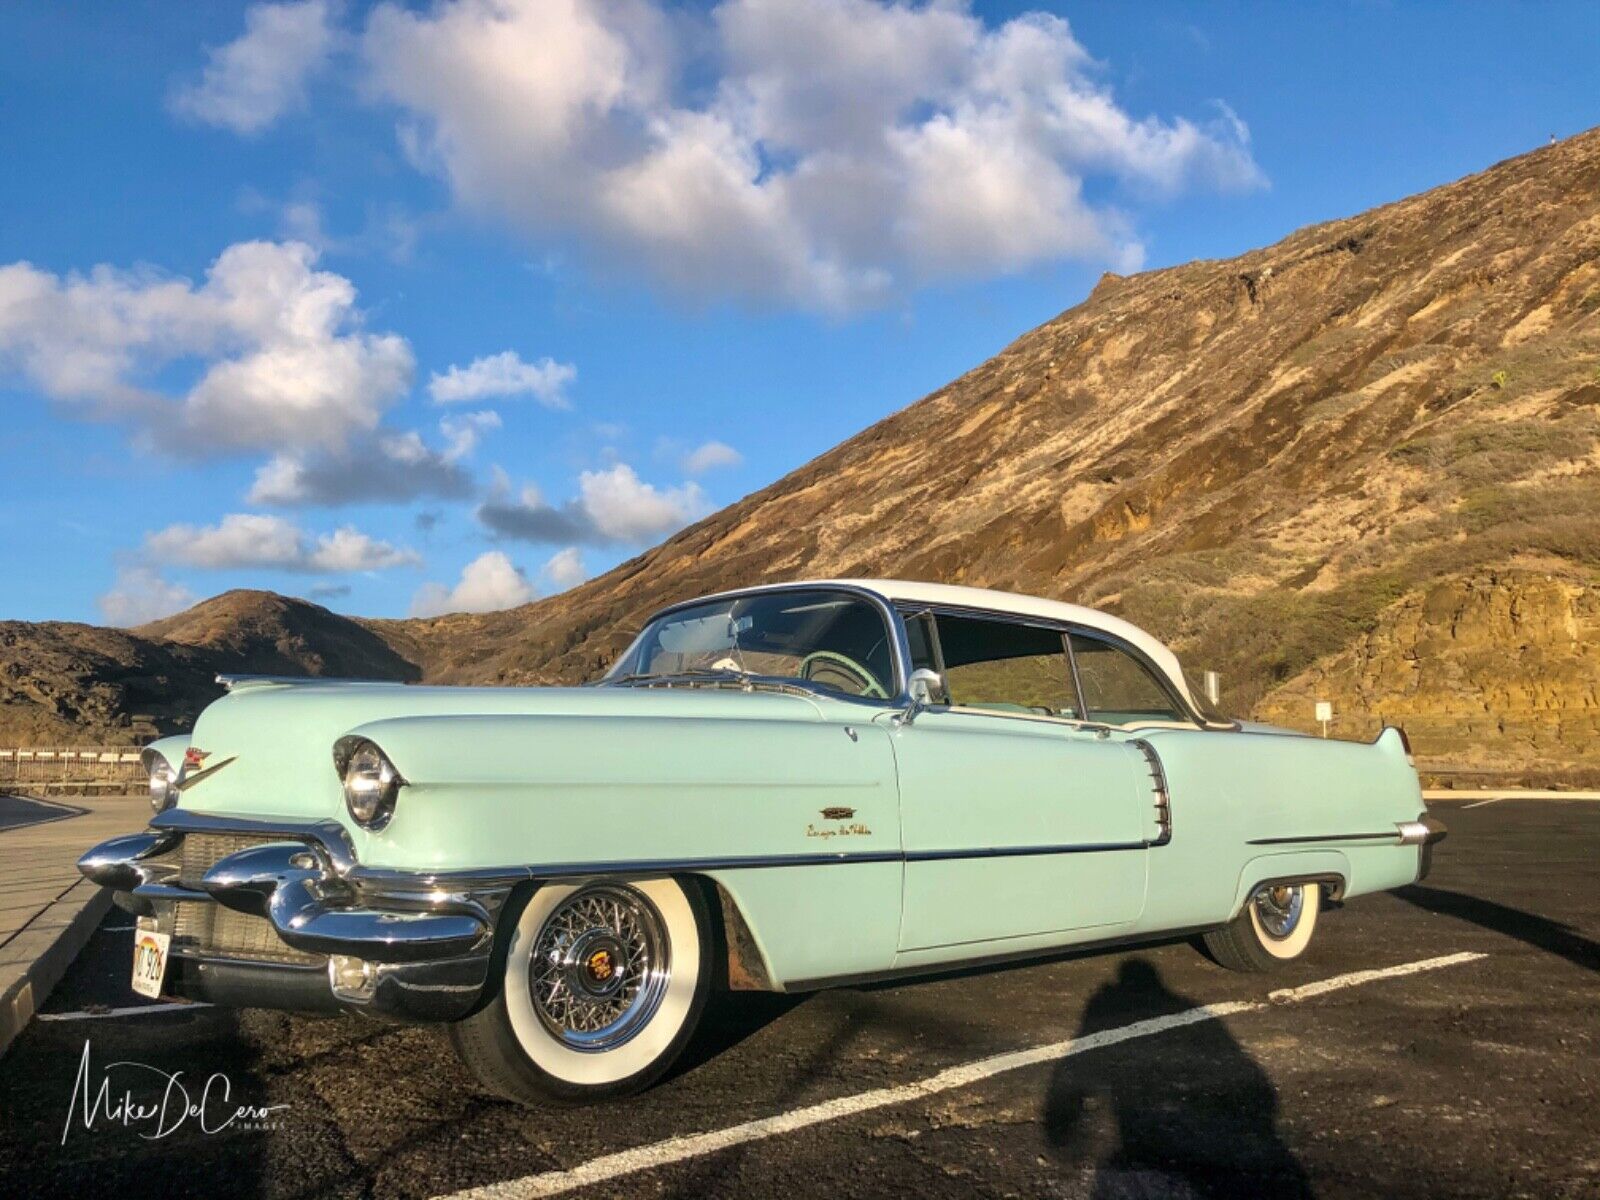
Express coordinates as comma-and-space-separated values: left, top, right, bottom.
678, 577, 1199, 710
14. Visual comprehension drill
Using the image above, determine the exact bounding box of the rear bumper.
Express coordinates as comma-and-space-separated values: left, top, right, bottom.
78, 810, 511, 1022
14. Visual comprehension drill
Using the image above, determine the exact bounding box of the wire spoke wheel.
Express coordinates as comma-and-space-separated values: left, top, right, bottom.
529, 884, 671, 1052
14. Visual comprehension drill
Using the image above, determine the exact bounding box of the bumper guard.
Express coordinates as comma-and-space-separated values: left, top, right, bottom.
77, 811, 510, 1021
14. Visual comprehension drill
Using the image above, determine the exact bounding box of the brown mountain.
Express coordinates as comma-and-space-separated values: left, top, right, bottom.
5, 130, 1597, 784
0, 592, 416, 744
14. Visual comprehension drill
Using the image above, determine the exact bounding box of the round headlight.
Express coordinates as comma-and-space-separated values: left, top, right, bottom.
148, 758, 179, 814
338, 739, 401, 828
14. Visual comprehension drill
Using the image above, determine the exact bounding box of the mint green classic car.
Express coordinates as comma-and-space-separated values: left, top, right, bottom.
80, 580, 1445, 1103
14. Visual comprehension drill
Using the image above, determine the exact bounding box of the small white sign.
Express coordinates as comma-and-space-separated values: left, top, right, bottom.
1314, 701, 1333, 723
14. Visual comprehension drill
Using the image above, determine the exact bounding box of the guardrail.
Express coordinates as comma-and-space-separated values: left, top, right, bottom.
0, 747, 146, 795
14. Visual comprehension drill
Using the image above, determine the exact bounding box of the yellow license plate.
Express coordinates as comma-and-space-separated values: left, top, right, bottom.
131, 930, 171, 999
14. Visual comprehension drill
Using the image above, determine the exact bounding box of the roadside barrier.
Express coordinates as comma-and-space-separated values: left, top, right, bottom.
0, 747, 145, 795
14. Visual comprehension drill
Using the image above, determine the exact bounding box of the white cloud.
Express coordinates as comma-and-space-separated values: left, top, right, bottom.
0, 240, 414, 454
360, 0, 1263, 310
682, 440, 742, 474
477, 462, 708, 546
305, 525, 421, 572
542, 546, 587, 591
97, 567, 199, 627
410, 550, 536, 616
144, 513, 419, 573
579, 463, 709, 542
247, 411, 499, 506
171, 0, 337, 134
438, 409, 502, 458
429, 351, 575, 407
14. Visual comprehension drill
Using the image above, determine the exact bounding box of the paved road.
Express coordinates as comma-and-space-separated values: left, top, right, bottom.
0, 794, 83, 831
0, 799, 1595, 1199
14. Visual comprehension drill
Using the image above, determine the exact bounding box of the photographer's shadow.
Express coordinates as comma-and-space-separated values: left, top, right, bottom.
1044, 960, 1314, 1199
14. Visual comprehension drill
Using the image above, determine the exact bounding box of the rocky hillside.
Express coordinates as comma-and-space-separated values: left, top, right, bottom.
4, 130, 1597, 784
0, 592, 416, 744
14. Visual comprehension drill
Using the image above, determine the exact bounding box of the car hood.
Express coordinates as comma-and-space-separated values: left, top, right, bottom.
172, 680, 833, 824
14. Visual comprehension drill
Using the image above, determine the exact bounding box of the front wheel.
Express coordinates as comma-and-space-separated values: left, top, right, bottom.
450, 876, 712, 1105
1200, 882, 1321, 972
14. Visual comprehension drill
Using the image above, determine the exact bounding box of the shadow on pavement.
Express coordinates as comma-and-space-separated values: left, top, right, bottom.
1044, 960, 1314, 1200
1395, 884, 1600, 973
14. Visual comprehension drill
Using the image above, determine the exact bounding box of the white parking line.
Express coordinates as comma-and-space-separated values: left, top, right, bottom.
1462, 798, 1502, 810
36, 1002, 214, 1022
434, 951, 1486, 1200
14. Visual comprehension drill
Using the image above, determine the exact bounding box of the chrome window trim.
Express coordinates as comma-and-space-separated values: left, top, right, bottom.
890, 600, 1207, 732
608, 582, 912, 704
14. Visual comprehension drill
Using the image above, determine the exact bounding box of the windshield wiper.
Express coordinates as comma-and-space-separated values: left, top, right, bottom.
600, 672, 659, 686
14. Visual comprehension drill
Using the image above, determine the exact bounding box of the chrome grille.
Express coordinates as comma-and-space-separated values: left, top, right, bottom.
157, 830, 324, 965
173, 899, 321, 965
178, 832, 280, 888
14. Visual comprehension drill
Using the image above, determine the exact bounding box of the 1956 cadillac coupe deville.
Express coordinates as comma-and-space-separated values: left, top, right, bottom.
81, 580, 1445, 1103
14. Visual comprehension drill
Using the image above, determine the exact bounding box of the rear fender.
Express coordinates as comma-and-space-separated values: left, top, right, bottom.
1231, 851, 1351, 918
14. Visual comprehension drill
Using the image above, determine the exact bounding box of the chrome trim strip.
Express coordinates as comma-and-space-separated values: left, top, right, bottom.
1246, 831, 1400, 846
139, 809, 1166, 885
904, 841, 1149, 861
216, 674, 397, 691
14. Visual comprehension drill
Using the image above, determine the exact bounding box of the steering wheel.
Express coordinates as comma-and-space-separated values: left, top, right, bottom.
797, 651, 889, 700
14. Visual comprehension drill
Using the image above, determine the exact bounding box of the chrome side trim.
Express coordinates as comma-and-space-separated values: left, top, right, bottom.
1130, 738, 1172, 846
903, 842, 1148, 862
1246, 831, 1402, 846
216, 674, 398, 692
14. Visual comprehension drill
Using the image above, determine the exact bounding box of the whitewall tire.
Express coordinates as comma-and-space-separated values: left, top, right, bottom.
1201, 882, 1321, 972
449, 876, 712, 1104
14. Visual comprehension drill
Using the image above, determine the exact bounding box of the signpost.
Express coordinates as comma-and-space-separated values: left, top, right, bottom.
1315, 700, 1333, 739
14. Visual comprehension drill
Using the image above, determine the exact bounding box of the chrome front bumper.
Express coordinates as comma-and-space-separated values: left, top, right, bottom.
78, 810, 515, 1021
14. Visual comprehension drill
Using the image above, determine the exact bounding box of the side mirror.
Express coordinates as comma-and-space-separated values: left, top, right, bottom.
899, 668, 945, 725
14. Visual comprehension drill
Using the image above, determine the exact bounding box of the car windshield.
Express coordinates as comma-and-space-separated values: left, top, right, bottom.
605, 588, 897, 700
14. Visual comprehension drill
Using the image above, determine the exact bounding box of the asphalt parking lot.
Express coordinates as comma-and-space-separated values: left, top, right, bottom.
1, 798, 1595, 1199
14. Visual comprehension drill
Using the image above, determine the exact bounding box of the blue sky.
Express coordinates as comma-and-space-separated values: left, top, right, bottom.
2, 1, 1595, 625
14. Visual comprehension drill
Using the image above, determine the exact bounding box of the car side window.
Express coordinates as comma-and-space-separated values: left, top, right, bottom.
902, 611, 950, 702
1068, 633, 1185, 725
933, 613, 1079, 719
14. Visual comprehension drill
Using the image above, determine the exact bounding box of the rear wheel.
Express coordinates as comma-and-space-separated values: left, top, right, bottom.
450, 876, 711, 1105
1200, 882, 1320, 972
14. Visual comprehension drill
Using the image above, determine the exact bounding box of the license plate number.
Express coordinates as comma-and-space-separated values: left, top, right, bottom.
131, 930, 170, 999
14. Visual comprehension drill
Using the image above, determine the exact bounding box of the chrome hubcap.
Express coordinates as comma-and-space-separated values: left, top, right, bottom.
530, 884, 669, 1051
1253, 884, 1304, 940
